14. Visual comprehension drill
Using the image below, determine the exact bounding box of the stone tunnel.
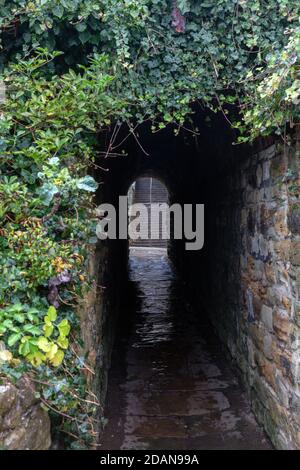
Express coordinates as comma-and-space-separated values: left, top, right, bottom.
79, 110, 300, 450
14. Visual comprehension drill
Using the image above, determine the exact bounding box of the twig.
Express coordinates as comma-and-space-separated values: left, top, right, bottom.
42, 193, 61, 223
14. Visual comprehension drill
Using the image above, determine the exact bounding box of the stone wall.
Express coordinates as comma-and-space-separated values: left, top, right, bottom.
78, 238, 128, 438
0, 377, 51, 449
202, 137, 300, 449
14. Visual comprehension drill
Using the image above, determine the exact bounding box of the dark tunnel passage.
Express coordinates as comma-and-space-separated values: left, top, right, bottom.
90, 110, 298, 449
99, 249, 271, 450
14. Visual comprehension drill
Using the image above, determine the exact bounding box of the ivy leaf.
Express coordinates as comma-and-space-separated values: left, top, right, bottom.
75, 22, 87, 32
9, 303, 23, 313
76, 175, 98, 192
44, 315, 52, 326
50, 349, 64, 367
46, 343, 58, 360
58, 319, 71, 337
47, 305, 57, 321
53, 5, 64, 19
14, 313, 25, 323
19, 339, 31, 356
7, 332, 22, 346
27, 351, 45, 367
48, 157, 60, 166
57, 335, 69, 349
26, 309, 40, 322
23, 324, 41, 335
2, 319, 14, 329
37, 336, 51, 352
79, 31, 91, 44
43, 323, 54, 338
0, 325, 7, 334
38, 183, 59, 206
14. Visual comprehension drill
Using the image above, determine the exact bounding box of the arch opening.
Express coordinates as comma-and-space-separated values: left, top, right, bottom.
128, 176, 169, 253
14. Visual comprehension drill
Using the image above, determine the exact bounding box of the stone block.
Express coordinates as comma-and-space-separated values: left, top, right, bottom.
290, 392, 300, 414
0, 378, 51, 450
295, 301, 300, 327
256, 164, 263, 187
273, 240, 291, 261
265, 262, 277, 284
279, 354, 296, 385
288, 204, 300, 235
274, 373, 290, 408
261, 304, 273, 331
252, 373, 276, 411
258, 358, 276, 389
274, 208, 290, 238
247, 337, 257, 368
291, 242, 300, 266
289, 324, 300, 351
273, 309, 291, 342
262, 161, 270, 181
249, 323, 264, 350
270, 154, 287, 180
263, 332, 273, 360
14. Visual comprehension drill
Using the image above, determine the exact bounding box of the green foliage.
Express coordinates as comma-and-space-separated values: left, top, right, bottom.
0, 49, 122, 447
0, 305, 70, 367
0, 1, 299, 135
237, 26, 300, 140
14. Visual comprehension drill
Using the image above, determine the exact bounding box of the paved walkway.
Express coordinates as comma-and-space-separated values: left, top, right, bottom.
99, 250, 271, 450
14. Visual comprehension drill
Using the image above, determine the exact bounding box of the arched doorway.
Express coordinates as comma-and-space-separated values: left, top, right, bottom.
127, 176, 169, 250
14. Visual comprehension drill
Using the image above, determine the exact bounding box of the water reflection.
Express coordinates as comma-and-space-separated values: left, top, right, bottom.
99, 248, 271, 450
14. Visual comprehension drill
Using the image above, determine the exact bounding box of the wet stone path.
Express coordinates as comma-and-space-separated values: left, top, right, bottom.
99, 248, 271, 450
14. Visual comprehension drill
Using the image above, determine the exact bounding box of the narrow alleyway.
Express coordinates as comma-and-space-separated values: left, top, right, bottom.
99, 248, 271, 450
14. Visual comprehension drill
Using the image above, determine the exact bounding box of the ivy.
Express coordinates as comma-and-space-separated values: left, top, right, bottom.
1, 1, 299, 134
0, 49, 123, 447
238, 26, 300, 140
0, 304, 70, 367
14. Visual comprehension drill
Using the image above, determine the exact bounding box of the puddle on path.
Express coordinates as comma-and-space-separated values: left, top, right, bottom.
99, 248, 271, 450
